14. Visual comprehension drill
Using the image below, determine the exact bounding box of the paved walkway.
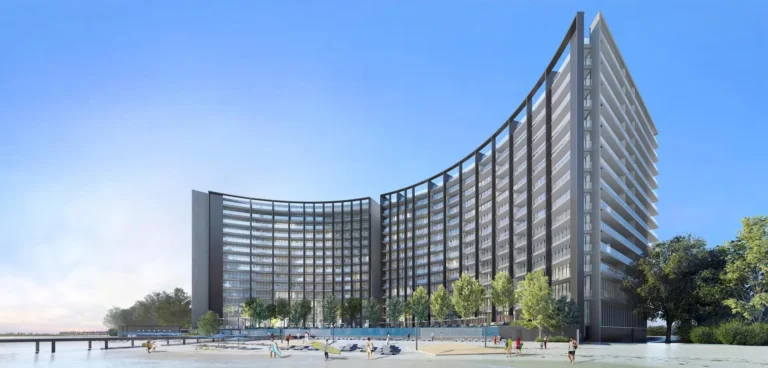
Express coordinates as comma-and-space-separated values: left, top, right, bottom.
418, 342, 508, 356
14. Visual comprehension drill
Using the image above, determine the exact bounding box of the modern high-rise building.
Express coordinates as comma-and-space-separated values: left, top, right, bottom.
191, 12, 658, 342
192, 191, 381, 328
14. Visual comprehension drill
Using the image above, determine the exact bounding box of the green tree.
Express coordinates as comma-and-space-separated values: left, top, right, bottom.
692, 246, 734, 326
243, 298, 268, 328
386, 297, 405, 327
410, 286, 430, 325
622, 234, 709, 343
452, 273, 485, 322
341, 298, 363, 327
197, 310, 222, 336
363, 298, 382, 326
275, 298, 290, 327
290, 302, 303, 327
430, 285, 451, 326
298, 299, 313, 327
490, 271, 515, 318
266, 303, 277, 320
103, 306, 124, 329
322, 295, 339, 327
107, 328, 118, 336
722, 216, 768, 323
155, 288, 192, 327
517, 270, 554, 338
548, 296, 579, 334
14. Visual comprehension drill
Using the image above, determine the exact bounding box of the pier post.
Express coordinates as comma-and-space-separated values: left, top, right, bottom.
105, 340, 108, 350
131, 340, 134, 347
51, 341, 55, 353
183, 338, 186, 345
88, 340, 92, 350
167, 338, 169, 345
35, 341, 39, 354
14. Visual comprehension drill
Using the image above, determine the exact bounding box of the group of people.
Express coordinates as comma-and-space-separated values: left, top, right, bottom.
497, 335, 578, 364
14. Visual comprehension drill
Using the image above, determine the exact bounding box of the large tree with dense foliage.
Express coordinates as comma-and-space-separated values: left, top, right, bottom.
430, 285, 451, 326
322, 295, 339, 327
242, 298, 268, 328
275, 298, 290, 327
386, 297, 406, 326
289, 302, 303, 327
341, 298, 363, 327
517, 270, 555, 338
363, 298, 382, 326
102, 288, 192, 329
452, 273, 485, 321
622, 234, 709, 343
722, 216, 768, 323
298, 299, 313, 327
155, 288, 192, 327
548, 296, 579, 334
490, 271, 515, 318
197, 311, 221, 336
410, 286, 430, 325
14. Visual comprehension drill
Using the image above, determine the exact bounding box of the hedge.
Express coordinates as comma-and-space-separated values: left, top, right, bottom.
690, 326, 719, 344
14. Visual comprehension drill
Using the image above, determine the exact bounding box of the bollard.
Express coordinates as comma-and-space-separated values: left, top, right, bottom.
35, 341, 39, 354
105, 340, 109, 350
88, 340, 92, 350
131, 340, 134, 347
51, 341, 56, 353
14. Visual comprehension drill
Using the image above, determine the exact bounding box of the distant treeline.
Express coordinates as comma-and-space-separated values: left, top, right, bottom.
102, 288, 191, 329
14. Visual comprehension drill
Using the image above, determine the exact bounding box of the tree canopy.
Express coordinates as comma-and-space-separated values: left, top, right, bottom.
386, 297, 406, 326
722, 216, 768, 323
622, 235, 709, 343
102, 287, 191, 329
410, 286, 430, 324
451, 273, 485, 320
322, 295, 339, 327
363, 298, 382, 326
490, 271, 515, 315
430, 285, 451, 325
197, 310, 221, 336
517, 270, 554, 338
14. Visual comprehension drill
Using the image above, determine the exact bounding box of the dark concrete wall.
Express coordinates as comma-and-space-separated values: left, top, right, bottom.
208, 193, 224, 317
191, 191, 210, 328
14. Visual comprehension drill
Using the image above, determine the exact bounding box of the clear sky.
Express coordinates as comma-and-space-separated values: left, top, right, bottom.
1, 1, 766, 332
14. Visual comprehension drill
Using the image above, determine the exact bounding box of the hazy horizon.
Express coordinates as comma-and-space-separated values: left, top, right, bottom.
2, 1, 767, 333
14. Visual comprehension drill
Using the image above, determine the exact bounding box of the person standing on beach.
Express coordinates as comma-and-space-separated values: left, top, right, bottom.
567, 337, 578, 364
515, 336, 522, 356
365, 337, 373, 360
407, 332, 410, 341
324, 338, 330, 360
286, 333, 291, 346
145, 340, 152, 354
431, 332, 434, 342
385, 333, 390, 345
269, 337, 277, 359
305, 331, 309, 345
505, 337, 512, 358
543, 335, 548, 349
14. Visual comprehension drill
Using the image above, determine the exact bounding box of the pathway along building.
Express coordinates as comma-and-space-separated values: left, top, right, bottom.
191, 12, 658, 343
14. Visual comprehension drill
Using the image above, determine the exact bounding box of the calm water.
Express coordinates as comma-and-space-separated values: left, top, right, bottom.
1, 339, 764, 368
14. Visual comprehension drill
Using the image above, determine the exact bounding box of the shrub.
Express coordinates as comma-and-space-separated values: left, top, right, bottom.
715, 320, 749, 345
535, 335, 569, 342
647, 325, 665, 336
690, 326, 718, 344
744, 323, 768, 346
674, 320, 694, 343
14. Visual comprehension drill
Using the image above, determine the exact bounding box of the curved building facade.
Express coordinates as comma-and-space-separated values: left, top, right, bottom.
192, 191, 381, 327
192, 12, 658, 342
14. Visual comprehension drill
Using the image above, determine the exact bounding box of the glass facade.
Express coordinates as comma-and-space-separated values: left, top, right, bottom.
218, 195, 373, 327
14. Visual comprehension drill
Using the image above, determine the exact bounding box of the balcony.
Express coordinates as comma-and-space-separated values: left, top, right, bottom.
601, 242, 633, 266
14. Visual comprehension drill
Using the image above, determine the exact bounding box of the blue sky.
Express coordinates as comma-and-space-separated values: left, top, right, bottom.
0, 1, 766, 332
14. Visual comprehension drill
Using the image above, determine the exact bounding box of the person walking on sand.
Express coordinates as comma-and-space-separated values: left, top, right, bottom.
505, 337, 512, 358
365, 337, 373, 360
145, 340, 152, 354
407, 332, 410, 341
567, 337, 578, 364
324, 338, 330, 360
515, 336, 522, 357
269, 337, 277, 359
493, 334, 498, 345
286, 333, 291, 346
305, 331, 309, 345
385, 333, 390, 345
431, 332, 434, 342
543, 335, 548, 349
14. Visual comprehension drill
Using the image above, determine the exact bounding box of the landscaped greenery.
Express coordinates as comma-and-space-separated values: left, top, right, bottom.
197, 310, 221, 336
102, 287, 192, 328
430, 285, 451, 326
624, 216, 768, 345
451, 273, 485, 321
535, 335, 569, 343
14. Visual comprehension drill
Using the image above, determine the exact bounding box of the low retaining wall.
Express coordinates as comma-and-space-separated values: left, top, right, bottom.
224, 326, 565, 340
